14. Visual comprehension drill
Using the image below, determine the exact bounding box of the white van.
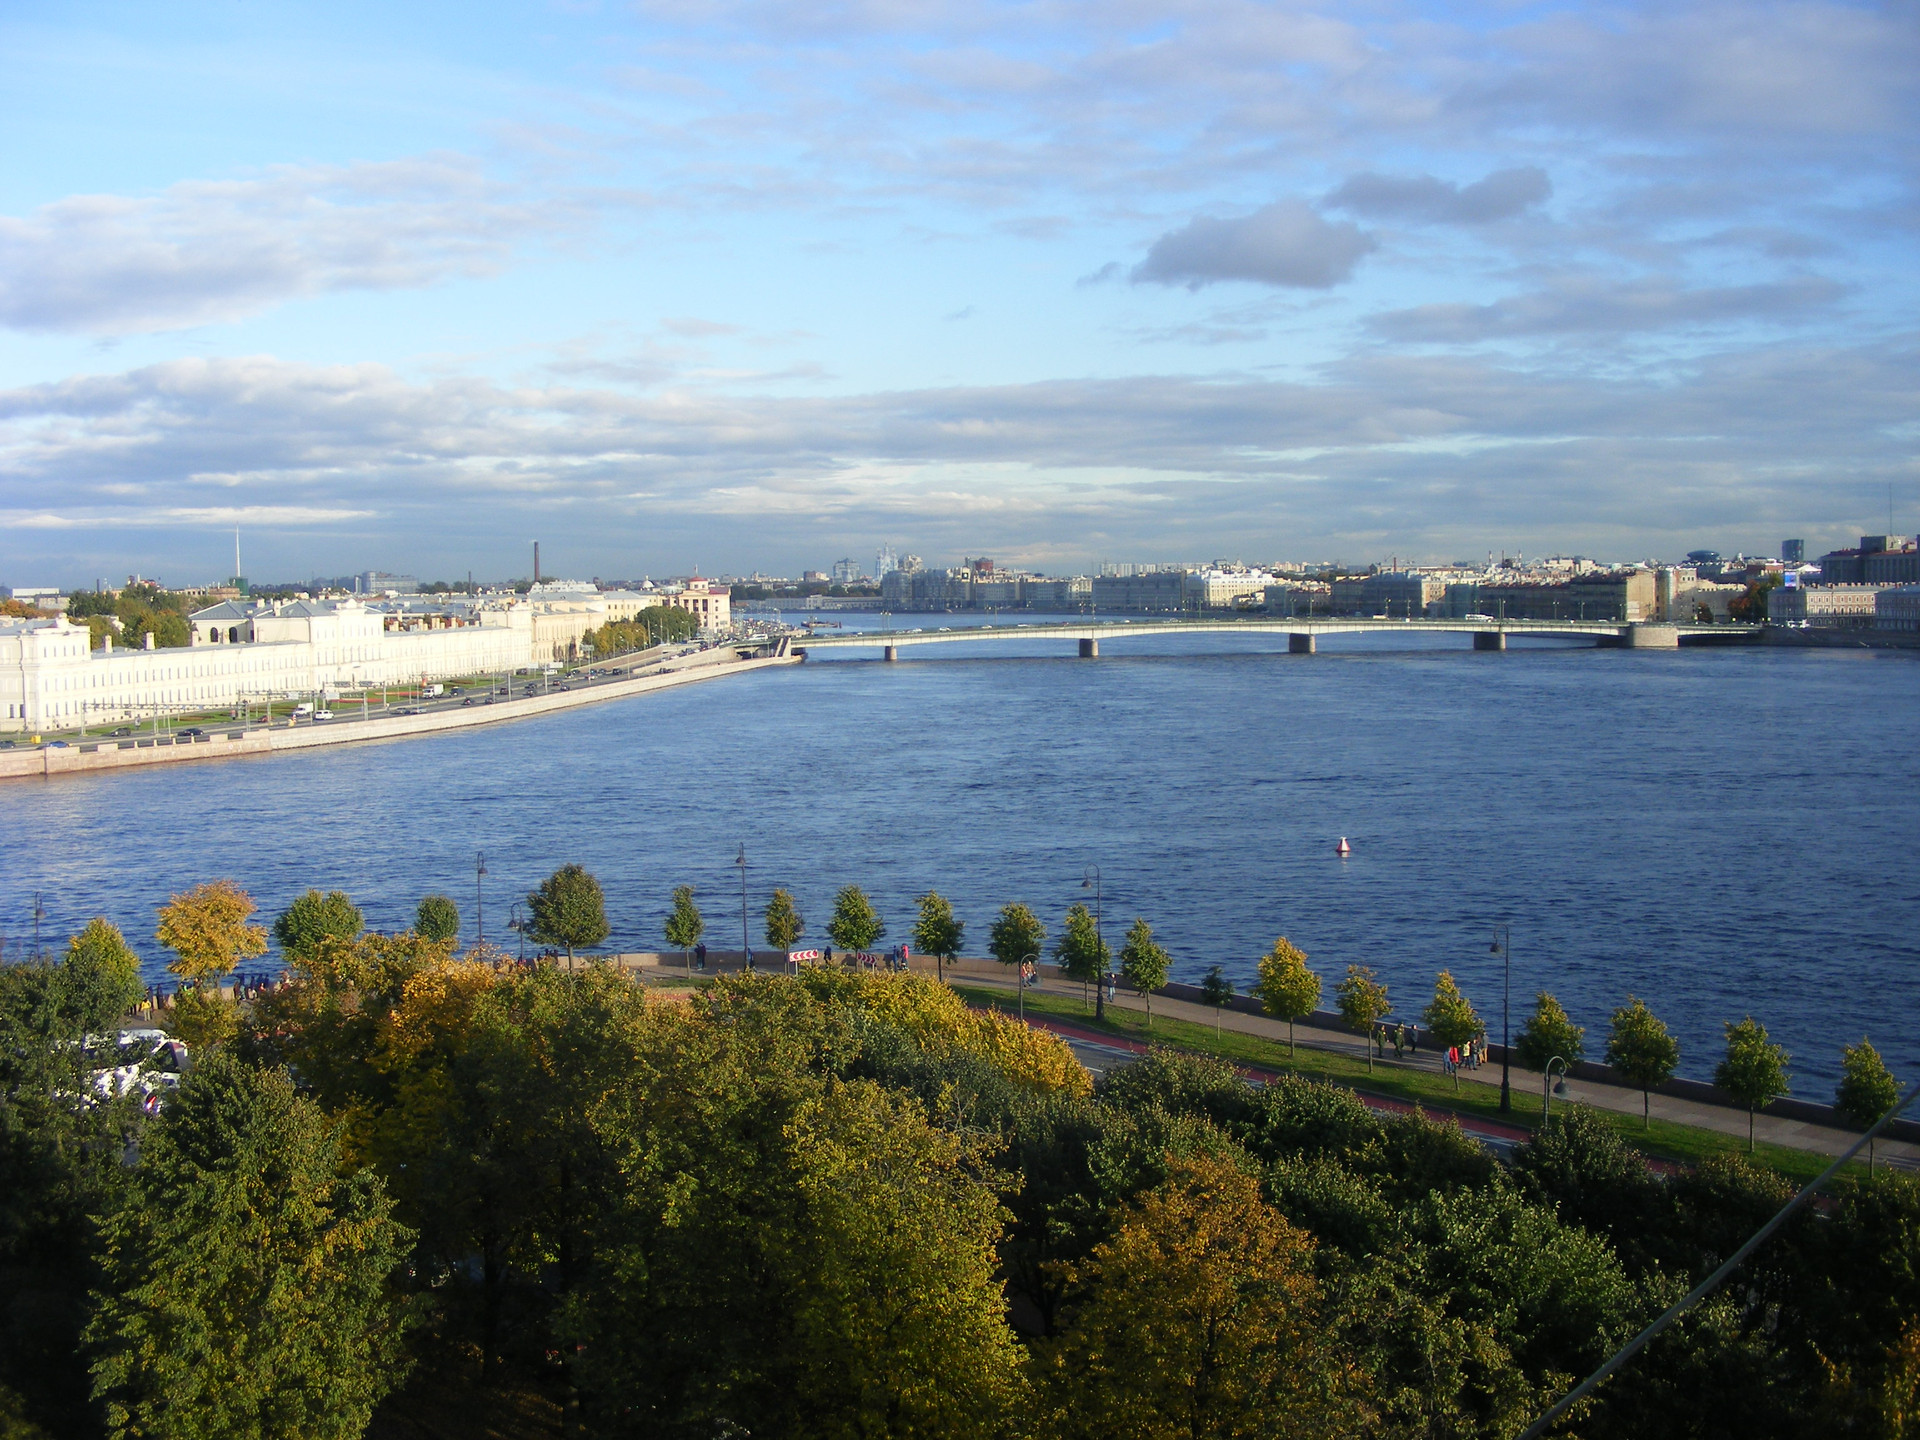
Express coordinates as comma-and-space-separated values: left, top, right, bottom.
422, 684, 445, 697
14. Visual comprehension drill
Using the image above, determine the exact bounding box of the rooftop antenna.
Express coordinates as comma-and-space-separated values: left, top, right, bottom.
233, 524, 241, 582
533, 541, 540, 586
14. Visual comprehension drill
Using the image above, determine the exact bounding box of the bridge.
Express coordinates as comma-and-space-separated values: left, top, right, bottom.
791, 616, 1759, 660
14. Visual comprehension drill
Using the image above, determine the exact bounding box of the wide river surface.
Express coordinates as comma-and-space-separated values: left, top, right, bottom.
3, 613, 1916, 1095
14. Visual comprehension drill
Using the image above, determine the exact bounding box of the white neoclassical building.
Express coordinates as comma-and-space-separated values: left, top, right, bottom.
1, 598, 537, 734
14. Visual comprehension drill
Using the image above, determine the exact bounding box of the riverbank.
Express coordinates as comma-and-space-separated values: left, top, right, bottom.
0, 651, 798, 783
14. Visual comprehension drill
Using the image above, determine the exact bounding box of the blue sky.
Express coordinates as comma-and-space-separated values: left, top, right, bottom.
2, 0, 1915, 585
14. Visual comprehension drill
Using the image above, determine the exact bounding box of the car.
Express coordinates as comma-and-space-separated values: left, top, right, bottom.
449, 686, 464, 695
313, 710, 335, 721
111, 727, 133, 737
462, 697, 481, 706
392, 706, 421, 716
178, 727, 205, 738
45, 740, 70, 748
553, 683, 571, 692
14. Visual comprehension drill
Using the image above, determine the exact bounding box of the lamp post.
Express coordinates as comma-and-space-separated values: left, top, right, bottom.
1490, 925, 1513, 1113
475, 851, 488, 946
1543, 1056, 1571, 1122
509, 902, 525, 964
1082, 867, 1105, 1021
735, 845, 750, 971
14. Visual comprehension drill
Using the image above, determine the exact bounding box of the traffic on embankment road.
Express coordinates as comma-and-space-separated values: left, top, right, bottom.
0, 649, 797, 783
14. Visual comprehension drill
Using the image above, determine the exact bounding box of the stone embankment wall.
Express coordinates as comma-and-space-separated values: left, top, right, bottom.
0, 652, 797, 783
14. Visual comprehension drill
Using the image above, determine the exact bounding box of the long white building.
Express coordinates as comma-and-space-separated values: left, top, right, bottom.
1, 599, 535, 733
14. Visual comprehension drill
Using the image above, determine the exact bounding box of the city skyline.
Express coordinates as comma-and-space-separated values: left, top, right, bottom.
2, 1, 1915, 582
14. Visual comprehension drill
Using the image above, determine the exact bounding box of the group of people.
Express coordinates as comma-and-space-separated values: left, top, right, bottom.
1368, 1021, 1492, 1074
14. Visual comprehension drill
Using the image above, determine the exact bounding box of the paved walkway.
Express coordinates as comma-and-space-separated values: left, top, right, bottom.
939, 959, 1918, 1170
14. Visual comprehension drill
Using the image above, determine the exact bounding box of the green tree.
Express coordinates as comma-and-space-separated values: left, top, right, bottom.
987, 902, 1045, 972
1335, 964, 1391, 1073
85, 1055, 414, 1440
271, 889, 364, 967
1054, 903, 1108, 1016
1834, 1037, 1901, 1172
1605, 995, 1681, 1128
1424, 971, 1482, 1092
1117, 918, 1170, 1031
155, 880, 268, 986
825, 885, 885, 953
1715, 1016, 1791, 1153
664, 885, 705, 970
60, 919, 145, 1032
526, 863, 610, 965
1199, 964, 1234, 1036
1514, 990, 1585, 1071
1036, 1155, 1360, 1438
1252, 937, 1319, 1056
764, 888, 804, 952
911, 891, 964, 983
415, 893, 460, 944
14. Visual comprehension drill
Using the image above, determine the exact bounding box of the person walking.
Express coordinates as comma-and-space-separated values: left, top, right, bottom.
1393, 1023, 1405, 1061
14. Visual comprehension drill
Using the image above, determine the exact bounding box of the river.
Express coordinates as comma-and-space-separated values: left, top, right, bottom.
3, 612, 1915, 1094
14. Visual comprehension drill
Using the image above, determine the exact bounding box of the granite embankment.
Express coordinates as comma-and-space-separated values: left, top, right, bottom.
0, 652, 799, 783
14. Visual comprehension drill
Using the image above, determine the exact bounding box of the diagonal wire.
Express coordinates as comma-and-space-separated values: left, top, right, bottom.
1517, 1076, 1920, 1440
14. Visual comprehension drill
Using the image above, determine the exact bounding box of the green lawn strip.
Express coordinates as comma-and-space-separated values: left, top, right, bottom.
953, 984, 1847, 1184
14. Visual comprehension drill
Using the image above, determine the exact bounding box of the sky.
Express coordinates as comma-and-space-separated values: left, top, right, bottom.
1, 0, 1915, 586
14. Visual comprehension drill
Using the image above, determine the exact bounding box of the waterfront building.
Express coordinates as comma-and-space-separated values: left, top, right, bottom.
1876, 585, 1920, 632
1458, 569, 1657, 622
1767, 585, 1883, 628
1329, 572, 1446, 617
1816, 535, 1917, 585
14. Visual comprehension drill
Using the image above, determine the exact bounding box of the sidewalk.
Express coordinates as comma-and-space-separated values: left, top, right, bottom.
939, 958, 1918, 1170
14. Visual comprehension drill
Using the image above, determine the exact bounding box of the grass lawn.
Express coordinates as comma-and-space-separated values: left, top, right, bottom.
953, 983, 1853, 1185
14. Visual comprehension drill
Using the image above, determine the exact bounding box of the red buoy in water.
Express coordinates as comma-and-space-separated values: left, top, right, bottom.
1335, 837, 1352, 856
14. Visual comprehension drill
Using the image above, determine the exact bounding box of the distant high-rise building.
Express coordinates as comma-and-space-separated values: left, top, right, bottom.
875, 546, 900, 579
1782, 539, 1805, 563
831, 558, 863, 585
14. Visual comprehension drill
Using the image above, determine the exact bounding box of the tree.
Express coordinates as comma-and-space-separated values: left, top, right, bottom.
1834, 1037, 1900, 1172
526, 863, 610, 965
1199, 964, 1234, 1036
60, 919, 144, 1032
987, 902, 1045, 973
155, 880, 268, 987
764, 888, 804, 952
1117, 919, 1170, 1031
664, 885, 705, 970
1035, 1155, 1359, 1438
1514, 990, 1585, 1071
911, 891, 964, 983
415, 893, 460, 943
825, 885, 885, 953
85, 1055, 414, 1440
1715, 1016, 1791, 1153
272, 889, 363, 966
1335, 964, 1391, 1073
1253, 937, 1319, 1056
1054, 903, 1108, 1016
1605, 995, 1680, 1129
1424, 971, 1482, 1092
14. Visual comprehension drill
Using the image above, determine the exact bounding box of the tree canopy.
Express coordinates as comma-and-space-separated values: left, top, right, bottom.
155, 881, 268, 986
1716, 1016, 1791, 1152
1605, 995, 1681, 1128
526, 863, 610, 961
987, 902, 1045, 969
664, 885, 704, 955
763, 888, 804, 951
1117, 918, 1170, 1029
911, 890, 964, 980
60, 919, 145, 1032
1515, 990, 1585, 1070
272, 889, 364, 966
826, 885, 885, 952
1253, 937, 1319, 1055
1835, 1037, 1901, 1171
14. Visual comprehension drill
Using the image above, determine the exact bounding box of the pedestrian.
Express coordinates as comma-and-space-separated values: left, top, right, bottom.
1409, 1024, 1419, 1054
1393, 1023, 1405, 1060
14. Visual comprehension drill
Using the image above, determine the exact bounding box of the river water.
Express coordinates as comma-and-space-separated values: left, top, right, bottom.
3, 612, 1915, 1094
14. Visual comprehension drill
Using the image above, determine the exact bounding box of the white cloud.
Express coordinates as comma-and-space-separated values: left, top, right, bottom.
0, 157, 542, 335
1131, 200, 1375, 290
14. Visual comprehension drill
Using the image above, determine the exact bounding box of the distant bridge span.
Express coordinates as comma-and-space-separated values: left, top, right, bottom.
792, 616, 1758, 660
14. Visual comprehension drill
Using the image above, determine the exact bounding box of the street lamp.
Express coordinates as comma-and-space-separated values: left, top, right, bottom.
1082, 867, 1105, 1021
1543, 1056, 1571, 1122
1490, 926, 1513, 1113
735, 845, 751, 971
509, 902, 525, 964
475, 851, 488, 946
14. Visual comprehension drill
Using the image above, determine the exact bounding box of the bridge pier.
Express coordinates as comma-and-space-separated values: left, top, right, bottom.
1473, 631, 1506, 651
1079, 638, 1099, 658
1622, 623, 1679, 649
883, 645, 897, 663
1289, 633, 1315, 654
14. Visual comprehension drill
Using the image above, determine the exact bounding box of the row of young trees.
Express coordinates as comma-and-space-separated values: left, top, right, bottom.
4, 900, 1918, 1440
1240, 941, 1903, 1155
